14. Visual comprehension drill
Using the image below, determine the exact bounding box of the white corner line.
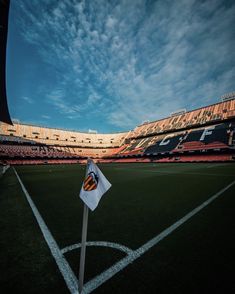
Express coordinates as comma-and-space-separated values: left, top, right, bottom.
83, 179, 235, 294
13, 168, 79, 294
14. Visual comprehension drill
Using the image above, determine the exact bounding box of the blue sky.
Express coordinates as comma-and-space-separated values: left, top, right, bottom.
6, 0, 235, 133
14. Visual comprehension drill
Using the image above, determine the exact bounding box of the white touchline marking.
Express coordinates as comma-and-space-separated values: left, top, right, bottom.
113, 167, 233, 177
143, 169, 233, 177
206, 163, 231, 169
13, 168, 79, 294
83, 180, 235, 294
62, 241, 133, 255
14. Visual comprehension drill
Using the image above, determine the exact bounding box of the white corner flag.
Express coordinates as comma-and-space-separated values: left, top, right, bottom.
78, 159, 112, 292
79, 158, 111, 211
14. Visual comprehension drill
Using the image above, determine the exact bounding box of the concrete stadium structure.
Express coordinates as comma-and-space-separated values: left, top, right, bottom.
1, 98, 235, 164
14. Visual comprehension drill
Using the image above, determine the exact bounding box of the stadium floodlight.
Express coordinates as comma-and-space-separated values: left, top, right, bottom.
88, 129, 98, 134
141, 120, 150, 125
170, 109, 186, 117
221, 92, 235, 102
12, 118, 20, 124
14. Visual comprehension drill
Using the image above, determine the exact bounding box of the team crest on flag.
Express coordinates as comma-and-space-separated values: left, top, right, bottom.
83, 171, 99, 191
79, 158, 111, 211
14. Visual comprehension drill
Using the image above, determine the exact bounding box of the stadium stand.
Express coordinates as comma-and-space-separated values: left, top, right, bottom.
0, 98, 235, 164
144, 133, 185, 155
175, 123, 230, 152
131, 98, 235, 138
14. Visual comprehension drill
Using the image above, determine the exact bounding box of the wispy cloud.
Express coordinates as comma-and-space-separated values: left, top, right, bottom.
22, 96, 34, 104
47, 89, 81, 118
41, 115, 51, 119
13, 0, 235, 131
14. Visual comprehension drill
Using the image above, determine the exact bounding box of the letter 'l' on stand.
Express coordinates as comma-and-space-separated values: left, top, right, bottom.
78, 158, 111, 292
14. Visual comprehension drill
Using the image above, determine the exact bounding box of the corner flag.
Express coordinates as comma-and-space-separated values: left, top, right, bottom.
79, 158, 111, 211
78, 159, 112, 292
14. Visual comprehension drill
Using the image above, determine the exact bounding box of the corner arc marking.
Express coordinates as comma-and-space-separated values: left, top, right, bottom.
61, 241, 134, 256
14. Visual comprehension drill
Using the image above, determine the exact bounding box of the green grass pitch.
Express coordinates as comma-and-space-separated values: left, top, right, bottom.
1, 163, 235, 293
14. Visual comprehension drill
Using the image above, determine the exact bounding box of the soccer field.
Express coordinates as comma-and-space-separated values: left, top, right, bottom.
1, 163, 235, 293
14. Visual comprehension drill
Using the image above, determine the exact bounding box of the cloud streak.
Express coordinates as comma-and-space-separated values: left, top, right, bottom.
22, 96, 34, 104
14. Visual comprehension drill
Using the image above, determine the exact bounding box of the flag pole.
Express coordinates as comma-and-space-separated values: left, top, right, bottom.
79, 203, 89, 293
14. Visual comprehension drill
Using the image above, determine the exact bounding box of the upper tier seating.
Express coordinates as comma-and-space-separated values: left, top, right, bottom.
132, 99, 235, 138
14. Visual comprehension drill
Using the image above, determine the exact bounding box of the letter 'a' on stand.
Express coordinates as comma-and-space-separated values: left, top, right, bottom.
78, 159, 111, 292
